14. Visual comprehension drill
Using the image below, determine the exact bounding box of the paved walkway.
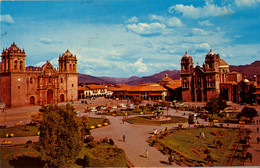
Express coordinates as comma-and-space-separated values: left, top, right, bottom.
1, 99, 260, 167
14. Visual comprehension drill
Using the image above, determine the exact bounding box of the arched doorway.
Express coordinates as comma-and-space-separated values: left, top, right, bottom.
60, 94, 65, 102
47, 89, 53, 104
30, 96, 35, 105
196, 89, 202, 102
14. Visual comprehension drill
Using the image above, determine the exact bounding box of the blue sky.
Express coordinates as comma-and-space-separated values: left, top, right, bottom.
1, 0, 260, 77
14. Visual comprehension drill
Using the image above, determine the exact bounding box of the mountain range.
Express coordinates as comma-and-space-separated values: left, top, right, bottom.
78, 61, 260, 85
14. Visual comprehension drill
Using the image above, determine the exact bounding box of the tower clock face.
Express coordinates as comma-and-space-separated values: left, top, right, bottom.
18, 78, 21, 81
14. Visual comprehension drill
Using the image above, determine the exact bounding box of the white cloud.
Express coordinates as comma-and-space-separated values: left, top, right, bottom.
127, 22, 166, 35
150, 15, 183, 27
234, 0, 260, 7
191, 28, 208, 35
198, 20, 213, 26
132, 58, 148, 73
167, 17, 183, 27
168, 2, 233, 19
150, 15, 165, 22
125, 16, 138, 23
0, 14, 14, 24
40, 37, 53, 44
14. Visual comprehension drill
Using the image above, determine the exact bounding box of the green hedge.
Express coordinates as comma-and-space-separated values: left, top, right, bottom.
85, 146, 127, 167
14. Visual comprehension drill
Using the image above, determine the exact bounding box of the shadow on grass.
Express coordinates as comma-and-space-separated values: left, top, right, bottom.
139, 155, 145, 158
75, 158, 84, 166
207, 145, 217, 149
9, 156, 44, 168
159, 160, 169, 165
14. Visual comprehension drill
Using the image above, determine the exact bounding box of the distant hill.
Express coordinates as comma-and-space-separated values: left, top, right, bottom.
229, 61, 260, 82
79, 61, 260, 84
99, 76, 140, 84
78, 73, 115, 84
125, 70, 181, 85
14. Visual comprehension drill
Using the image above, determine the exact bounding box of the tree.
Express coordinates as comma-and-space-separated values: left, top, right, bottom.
36, 104, 83, 167
132, 96, 142, 108
236, 113, 242, 121
241, 107, 258, 122
31, 112, 43, 125
188, 114, 195, 127
204, 97, 227, 115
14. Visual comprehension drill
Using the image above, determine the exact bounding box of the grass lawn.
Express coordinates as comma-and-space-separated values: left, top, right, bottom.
204, 113, 250, 124
0, 142, 126, 168
152, 127, 248, 166
78, 117, 109, 126
0, 144, 41, 168
100, 107, 155, 116
125, 116, 187, 125
0, 118, 109, 138
0, 125, 39, 138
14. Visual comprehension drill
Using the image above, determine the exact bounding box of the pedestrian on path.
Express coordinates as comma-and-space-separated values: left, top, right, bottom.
168, 155, 173, 165
123, 134, 125, 142
145, 150, 148, 158
257, 137, 260, 144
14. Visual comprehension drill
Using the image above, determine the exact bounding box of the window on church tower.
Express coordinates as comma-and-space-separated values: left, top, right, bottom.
20, 61, 23, 69
61, 77, 63, 83
209, 63, 212, 69
14, 60, 18, 69
30, 77, 33, 84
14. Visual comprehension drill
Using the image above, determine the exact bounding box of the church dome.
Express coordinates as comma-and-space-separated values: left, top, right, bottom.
207, 49, 215, 55
219, 59, 229, 66
182, 51, 191, 58
3, 42, 25, 55
62, 50, 74, 57
59, 49, 77, 60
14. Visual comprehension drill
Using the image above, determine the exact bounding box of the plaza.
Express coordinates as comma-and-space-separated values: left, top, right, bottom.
1, 97, 259, 167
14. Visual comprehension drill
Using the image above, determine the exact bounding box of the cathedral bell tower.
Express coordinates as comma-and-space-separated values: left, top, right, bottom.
1, 42, 26, 73
204, 49, 219, 72
181, 52, 193, 74
181, 52, 193, 101
58, 50, 77, 73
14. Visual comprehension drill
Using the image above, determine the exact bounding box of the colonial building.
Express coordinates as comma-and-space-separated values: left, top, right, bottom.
0, 42, 78, 107
158, 74, 182, 101
78, 84, 107, 99
180, 49, 257, 103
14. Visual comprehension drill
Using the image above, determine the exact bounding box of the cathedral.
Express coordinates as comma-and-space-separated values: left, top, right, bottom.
181, 49, 257, 103
0, 42, 78, 107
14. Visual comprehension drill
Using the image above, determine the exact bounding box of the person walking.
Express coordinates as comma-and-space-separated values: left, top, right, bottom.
123, 134, 125, 142
145, 150, 148, 158
168, 155, 173, 165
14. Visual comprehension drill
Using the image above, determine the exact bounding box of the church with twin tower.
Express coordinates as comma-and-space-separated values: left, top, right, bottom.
0, 42, 78, 107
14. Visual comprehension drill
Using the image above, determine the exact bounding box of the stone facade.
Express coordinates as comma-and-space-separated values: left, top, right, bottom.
181, 49, 246, 102
0, 42, 78, 107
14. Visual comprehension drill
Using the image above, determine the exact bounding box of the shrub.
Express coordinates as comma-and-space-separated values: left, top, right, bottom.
25, 140, 33, 148
102, 137, 109, 143
109, 138, 114, 145
84, 146, 127, 167
89, 140, 98, 148
84, 136, 94, 143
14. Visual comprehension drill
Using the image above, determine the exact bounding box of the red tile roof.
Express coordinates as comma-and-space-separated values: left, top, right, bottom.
87, 84, 106, 90
128, 85, 167, 92
253, 91, 260, 95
